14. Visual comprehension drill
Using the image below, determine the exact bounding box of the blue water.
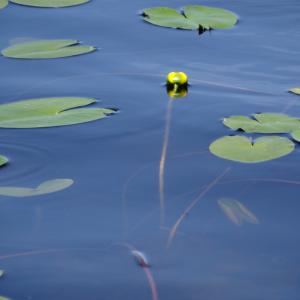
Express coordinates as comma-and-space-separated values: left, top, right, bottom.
1, 0, 300, 299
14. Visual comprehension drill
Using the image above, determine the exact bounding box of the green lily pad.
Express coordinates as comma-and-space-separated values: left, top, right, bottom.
0, 0, 8, 9
142, 7, 198, 30
291, 130, 300, 142
289, 87, 300, 95
0, 97, 115, 128
0, 178, 73, 197
184, 5, 238, 29
0, 270, 4, 277
9, 0, 89, 8
209, 135, 294, 163
218, 198, 259, 226
1, 39, 96, 59
0, 155, 8, 167
0, 297, 9, 300
142, 5, 238, 30
223, 113, 300, 133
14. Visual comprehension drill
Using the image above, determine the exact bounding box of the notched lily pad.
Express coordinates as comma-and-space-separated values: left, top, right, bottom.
9, 0, 90, 8
218, 198, 259, 226
142, 5, 238, 31
223, 113, 300, 133
0, 178, 73, 197
1, 39, 96, 59
209, 135, 294, 163
289, 87, 300, 95
0, 0, 8, 9
0, 97, 115, 128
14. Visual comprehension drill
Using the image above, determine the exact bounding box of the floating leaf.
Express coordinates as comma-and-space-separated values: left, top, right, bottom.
9, 0, 89, 8
291, 130, 300, 142
0, 178, 74, 197
0, 0, 8, 9
142, 7, 198, 30
218, 198, 259, 226
184, 5, 238, 29
0, 155, 8, 167
289, 88, 300, 95
209, 135, 294, 163
0, 270, 4, 277
142, 5, 238, 30
0, 297, 9, 300
1, 39, 96, 59
223, 113, 300, 133
0, 97, 115, 128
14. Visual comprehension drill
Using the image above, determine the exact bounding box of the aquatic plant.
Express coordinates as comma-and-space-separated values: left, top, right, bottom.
142, 5, 238, 31
0, 97, 115, 128
289, 87, 300, 95
209, 136, 294, 163
2, 39, 96, 59
159, 73, 189, 225
291, 130, 300, 142
9, 0, 90, 8
0, 0, 7, 9
0, 155, 8, 167
167, 167, 231, 247
223, 113, 300, 133
0, 178, 74, 197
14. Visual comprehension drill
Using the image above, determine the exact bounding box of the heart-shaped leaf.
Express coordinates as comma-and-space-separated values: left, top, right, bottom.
2, 39, 96, 59
223, 113, 300, 133
289, 87, 300, 95
0, 178, 73, 197
209, 135, 295, 163
0, 0, 8, 9
218, 198, 259, 226
9, 0, 89, 8
142, 5, 238, 30
0, 97, 115, 128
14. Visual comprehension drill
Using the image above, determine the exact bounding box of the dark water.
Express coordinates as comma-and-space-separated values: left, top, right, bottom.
1, 0, 300, 299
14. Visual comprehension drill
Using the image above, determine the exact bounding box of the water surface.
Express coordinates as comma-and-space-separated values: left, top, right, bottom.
0, 0, 300, 299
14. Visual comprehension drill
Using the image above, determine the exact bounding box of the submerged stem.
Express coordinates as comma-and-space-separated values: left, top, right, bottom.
166, 167, 231, 248
159, 98, 173, 227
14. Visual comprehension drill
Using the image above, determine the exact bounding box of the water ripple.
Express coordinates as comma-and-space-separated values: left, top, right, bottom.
0, 141, 53, 184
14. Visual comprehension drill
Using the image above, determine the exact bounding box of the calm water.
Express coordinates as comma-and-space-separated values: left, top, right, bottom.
1, 0, 300, 299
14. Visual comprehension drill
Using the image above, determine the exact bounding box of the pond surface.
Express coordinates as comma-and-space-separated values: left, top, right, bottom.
1, 0, 300, 299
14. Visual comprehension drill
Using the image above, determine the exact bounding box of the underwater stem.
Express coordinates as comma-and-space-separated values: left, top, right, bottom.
166, 167, 231, 248
159, 98, 173, 227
